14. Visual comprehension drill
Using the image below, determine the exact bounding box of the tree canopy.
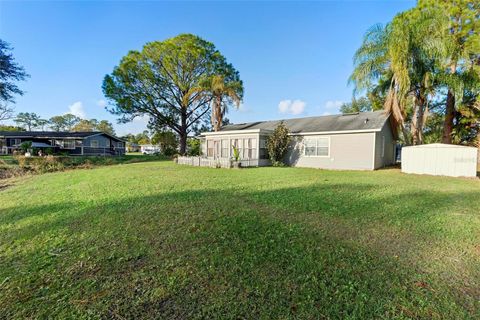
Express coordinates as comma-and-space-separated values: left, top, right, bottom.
350, 1, 479, 146
0, 39, 29, 121
102, 34, 242, 154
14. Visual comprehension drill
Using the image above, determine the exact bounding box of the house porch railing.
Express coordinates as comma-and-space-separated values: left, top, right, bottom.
177, 156, 264, 168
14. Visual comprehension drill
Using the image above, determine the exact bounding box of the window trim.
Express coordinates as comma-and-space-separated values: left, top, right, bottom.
303, 136, 330, 158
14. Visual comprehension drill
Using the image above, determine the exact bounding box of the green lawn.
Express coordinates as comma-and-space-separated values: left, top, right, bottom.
1, 161, 479, 319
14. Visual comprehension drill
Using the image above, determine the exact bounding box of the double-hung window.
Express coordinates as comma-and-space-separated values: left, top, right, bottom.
304, 137, 329, 157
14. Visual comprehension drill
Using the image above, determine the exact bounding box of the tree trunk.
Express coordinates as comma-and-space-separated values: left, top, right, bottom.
213, 95, 222, 132
442, 89, 456, 144
411, 91, 426, 145
179, 111, 187, 155
442, 63, 457, 144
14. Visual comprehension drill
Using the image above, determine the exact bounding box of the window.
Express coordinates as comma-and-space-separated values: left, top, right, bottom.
259, 138, 268, 159
207, 140, 214, 157
221, 139, 229, 158
62, 140, 75, 149
304, 137, 329, 157
90, 140, 99, 148
11, 138, 21, 146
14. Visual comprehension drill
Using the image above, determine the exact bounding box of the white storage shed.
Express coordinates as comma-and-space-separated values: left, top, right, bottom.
401, 143, 478, 178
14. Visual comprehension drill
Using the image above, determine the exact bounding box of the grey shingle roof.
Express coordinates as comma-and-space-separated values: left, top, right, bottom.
220, 110, 390, 134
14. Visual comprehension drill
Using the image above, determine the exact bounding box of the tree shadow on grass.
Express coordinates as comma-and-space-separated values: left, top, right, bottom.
1, 184, 479, 319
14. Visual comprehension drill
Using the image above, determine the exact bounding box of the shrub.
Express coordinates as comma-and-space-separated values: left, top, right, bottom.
20, 141, 32, 153
266, 121, 291, 166
187, 138, 201, 156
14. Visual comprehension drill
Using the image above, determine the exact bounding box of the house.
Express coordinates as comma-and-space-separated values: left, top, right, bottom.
0, 131, 126, 156
200, 110, 396, 170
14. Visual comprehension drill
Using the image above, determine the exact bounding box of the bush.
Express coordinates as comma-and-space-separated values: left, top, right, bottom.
266, 121, 291, 166
187, 138, 201, 156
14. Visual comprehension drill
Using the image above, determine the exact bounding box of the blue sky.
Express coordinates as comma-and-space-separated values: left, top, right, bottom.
0, 0, 414, 135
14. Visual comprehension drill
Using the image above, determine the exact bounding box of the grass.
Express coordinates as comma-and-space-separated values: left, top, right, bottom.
1, 161, 479, 319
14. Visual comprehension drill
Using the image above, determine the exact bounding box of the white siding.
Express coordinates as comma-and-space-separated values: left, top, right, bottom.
401, 144, 478, 178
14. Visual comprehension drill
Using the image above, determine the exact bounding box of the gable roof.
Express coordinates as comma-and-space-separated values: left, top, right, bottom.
0, 131, 124, 141
219, 110, 390, 134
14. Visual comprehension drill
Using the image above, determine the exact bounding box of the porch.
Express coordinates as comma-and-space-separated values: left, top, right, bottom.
177, 156, 269, 168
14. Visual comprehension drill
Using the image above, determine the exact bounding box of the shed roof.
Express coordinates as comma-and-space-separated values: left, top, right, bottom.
220, 110, 390, 134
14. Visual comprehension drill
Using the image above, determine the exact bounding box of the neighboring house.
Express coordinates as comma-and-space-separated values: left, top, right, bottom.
0, 131, 126, 156
200, 110, 396, 170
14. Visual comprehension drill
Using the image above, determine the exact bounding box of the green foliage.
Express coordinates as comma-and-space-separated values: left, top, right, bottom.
266, 121, 291, 166
49, 114, 80, 131
1, 162, 479, 318
151, 131, 178, 156
351, 1, 480, 145
102, 33, 241, 154
19, 141, 32, 153
340, 97, 374, 114
206, 75, 243, 131
14, 112, 45, 131
0, 39, 29, 104
232, 145, 240, 161
0, 125, 24, 131
187, 138, 201, 156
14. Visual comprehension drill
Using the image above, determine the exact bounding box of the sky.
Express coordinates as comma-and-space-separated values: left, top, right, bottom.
0, 0, 415, 136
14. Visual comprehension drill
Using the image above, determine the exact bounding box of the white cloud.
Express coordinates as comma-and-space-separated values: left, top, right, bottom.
325, 100, 344, 110
278, 99, 306, 115
96, 99, 107, 108
322, 112, 331, 116
67, 101, 86, 119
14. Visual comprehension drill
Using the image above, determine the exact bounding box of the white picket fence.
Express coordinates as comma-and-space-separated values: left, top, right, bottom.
177, 156, 262, 168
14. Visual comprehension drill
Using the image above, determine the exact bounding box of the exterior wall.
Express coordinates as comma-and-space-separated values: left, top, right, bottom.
373, 121, 396, 169
402, 144, 478, 177
285, 132, 376, 170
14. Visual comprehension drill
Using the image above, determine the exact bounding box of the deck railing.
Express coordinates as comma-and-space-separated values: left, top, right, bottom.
177, 156, 264, 168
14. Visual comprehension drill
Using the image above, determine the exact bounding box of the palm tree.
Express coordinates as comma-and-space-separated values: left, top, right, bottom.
209, 75, 243, 131
350, 7, 447, 145
418, 0, 480, 144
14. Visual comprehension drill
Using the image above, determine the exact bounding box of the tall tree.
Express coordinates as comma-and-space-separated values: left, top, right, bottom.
350, 7, 447, 145
206, 74, 243, 131
72, 119, 98, 132
63, 114, 81, 130
0, 39, 29, 121
49, 115, 67, 131
102, 34, 241, 154
418, 0, 480, 144
49, 114, 80, 131
96, 120, 115, 135
14, 112, 41, 130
